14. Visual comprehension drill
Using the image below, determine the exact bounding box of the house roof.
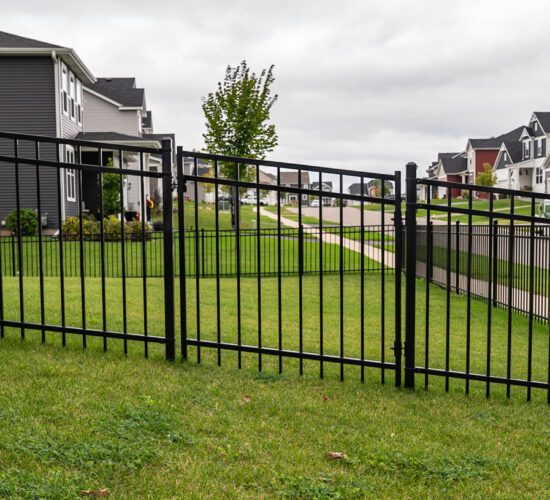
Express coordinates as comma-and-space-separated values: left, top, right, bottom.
468, 126, 524, 149
0, 30, 95, 84
76, 132, 160, 145
438, 153, 467, 175
310, 181, 333, 191
279, 171, 310, 186
0, 31, 63, 49
495, 141, 523, 170
87, 78, 145, 108
533, 112, 550, 134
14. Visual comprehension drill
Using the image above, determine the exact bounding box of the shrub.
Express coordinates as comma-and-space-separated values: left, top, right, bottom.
6, 209, 38, 236
103, 215, 122, 241
61, 216, 99, 240
126, 220, 153, 241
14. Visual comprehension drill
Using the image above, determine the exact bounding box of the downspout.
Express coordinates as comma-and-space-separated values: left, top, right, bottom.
52, 50, 66, 223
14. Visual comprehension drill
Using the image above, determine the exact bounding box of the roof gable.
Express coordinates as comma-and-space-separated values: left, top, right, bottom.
88, 78, 145, 108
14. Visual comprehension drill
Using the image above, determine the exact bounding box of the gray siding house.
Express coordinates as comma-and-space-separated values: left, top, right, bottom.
0, 31, 95, 229
0, 31, 175, 229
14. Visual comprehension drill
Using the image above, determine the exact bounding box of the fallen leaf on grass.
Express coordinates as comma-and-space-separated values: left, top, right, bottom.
326, 451, 346, 460
79, 488, 110, 497
242, 395, 252, 403
322, 395, 330, 401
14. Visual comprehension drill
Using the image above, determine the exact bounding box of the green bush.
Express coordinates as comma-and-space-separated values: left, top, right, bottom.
103, 215, 122, 241
61, 216, 99, 240
6, 209, 38, 236
126, 220, 153, 241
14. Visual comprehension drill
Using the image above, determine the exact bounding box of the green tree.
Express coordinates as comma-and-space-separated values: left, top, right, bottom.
102, 157, 122, 216
202, 61, 278, 227
475, 163, 497, 187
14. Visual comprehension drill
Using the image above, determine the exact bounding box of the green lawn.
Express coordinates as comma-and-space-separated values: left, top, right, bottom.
0, 231, 381, 278
0, 274, 549, 498
263, 205, 336, 226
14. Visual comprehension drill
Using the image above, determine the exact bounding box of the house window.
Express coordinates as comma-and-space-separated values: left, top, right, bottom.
537, 139, 543, 156
61, 64, 69, 115
503, 152, 507, 162
65, 146, 76, 202
76, 80, 82, 125
536, 167, 543, 184
69, 73, 76, 120
524, 141, 530, 159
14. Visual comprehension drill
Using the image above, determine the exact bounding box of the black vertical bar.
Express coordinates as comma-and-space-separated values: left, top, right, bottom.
393, 171, 403, 388
215, 160, 222, 365
255, 163, 262, 371
235, 162, 242, 369
298, 169, 303, 375
77, 145, 86, 348
360, 176, 366, 382
424, 204, 432, 390
527, 198, 536, 401
445, 186, 452, 392
404, 162, 417, 389
318, 172, 324, 379
176, 148, 187, 360
492, 220, 498, 308
14, 139, 25, 339
139, 151, 148, 357
277, 167, 282, 374
98, 148, 107, 351
455, 220, 460, 294
35, 141, 46, 342
465, 192, 473, 394
56, 144, 66, 346
506, 198, 515, 398
486, 193, 494, 398
119, 149, 128, 354
381, 180, 386, 384
339, 173, 344, 381
162, 138, 175, 361
194, 158, 201, 363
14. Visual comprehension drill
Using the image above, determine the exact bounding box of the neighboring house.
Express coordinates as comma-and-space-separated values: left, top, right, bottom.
279, 171, 310, 205
0, 31, 174, 229
347, 180, 394, 205
433, 153, 466, 198
0, 30, 95, 229
421, 161, 438, 200
494, 113, 549, 194
183, 158, 215, 204
310, 181, 335, 206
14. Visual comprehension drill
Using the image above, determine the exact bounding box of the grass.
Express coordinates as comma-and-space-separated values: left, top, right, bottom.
0, 275, 549, 497
0, 231, 380, 278
264, 205, 336, 226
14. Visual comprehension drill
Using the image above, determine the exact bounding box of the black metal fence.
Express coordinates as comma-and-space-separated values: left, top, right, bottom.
410, 165, 550, 402
0, 131, 549, 403
0, 225, 396, 278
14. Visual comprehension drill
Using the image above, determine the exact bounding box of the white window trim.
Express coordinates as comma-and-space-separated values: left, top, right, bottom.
61, 63, 69, 116
65, 146, 77, 202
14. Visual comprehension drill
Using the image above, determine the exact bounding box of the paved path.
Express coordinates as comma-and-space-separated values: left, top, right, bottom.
259, 207, 396, 268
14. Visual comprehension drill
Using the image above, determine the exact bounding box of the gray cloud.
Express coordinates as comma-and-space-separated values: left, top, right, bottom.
4, 0, 550, 176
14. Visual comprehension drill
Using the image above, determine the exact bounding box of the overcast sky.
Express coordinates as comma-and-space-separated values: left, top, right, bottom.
4, 0, 550, 177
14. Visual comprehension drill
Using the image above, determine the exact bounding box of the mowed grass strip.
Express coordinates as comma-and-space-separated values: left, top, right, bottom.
1, 274, 549, 399
0, 323, 549, 497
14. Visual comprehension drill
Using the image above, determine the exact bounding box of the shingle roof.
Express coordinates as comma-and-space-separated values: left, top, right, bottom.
88, 78, 145, 107
469, 126, 524, 149
311, 181, 333, 191
533, 112, 550, 134
0, 30, 64, 49
438, 153, 467, 175
502, 141, 523, 164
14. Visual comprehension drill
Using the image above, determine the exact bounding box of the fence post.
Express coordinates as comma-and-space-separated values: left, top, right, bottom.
455, 220, 460, 293
404, 162, 417, 389
393, 170, 403, 388
162, 138, 176, 361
